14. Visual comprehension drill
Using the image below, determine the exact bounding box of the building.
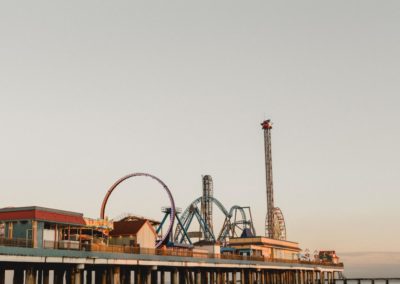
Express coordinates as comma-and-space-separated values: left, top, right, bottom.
0, 206, 86, 248
193, 240, 221, 256
109, 219, 157, 249
319, 250, 340, 264
226, 236, 301, 260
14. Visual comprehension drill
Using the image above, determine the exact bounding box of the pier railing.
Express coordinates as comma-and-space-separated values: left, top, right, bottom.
44, 240, 344, 268
0, 237, 33, 248
0, 238, 343, 268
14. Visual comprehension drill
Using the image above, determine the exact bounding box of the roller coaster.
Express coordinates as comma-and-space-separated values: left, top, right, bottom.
100, 173, 256, 247
173, 176, 256, 244
99, 120, 287, 247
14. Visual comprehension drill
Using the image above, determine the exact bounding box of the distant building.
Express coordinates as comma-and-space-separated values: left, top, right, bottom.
193, 240, 220, 255
109, 219, 157, 249
226, 237, 301, 260
0, 206, 86, 248
318, 251, 340, 264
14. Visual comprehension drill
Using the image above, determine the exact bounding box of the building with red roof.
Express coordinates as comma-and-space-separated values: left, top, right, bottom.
109, 219, 157, 249
0, 206, 86, 248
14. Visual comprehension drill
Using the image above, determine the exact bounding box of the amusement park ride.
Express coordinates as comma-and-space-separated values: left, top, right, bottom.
0, 120, 343, 284
261, 120, 287, 240
99, 120, 286, 248
172, 175, 256, 245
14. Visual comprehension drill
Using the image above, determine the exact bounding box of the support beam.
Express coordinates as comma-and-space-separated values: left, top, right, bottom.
102, 269, 108, 284
171, 269, 178, 284
241, 270, 246, 284
66, 268, 73, 284
264, 270, 268, 284
151, 270, 158, 284
43, 269, 50, 284
232, 271, 237, 284
120, 268, 131, 284
211, 271, 215, 284
135, 269, 141, 284
216, 270, 222, 284
201, 271, 207, 284
95, 269, 102, 284
25, 268, 36, 284
54, 269, 65, 284
144, 268, 151, 284
179, 269, 185, 284
320, 271, 325, 284
37, 269, 43, 284
249, 271, 253, 284
32, 220, 38, 248
0, 267, 5, 284
86, 270, 93, 284
221, 271, 226, 284
73, 268, 82, 284
13, 268, 24, 284
160, 271, 165, 284
187, 270, 194, 284
113, 267, 121, 284
195, 270, 201, 284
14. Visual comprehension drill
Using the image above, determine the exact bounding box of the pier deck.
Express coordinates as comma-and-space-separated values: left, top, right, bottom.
0, 245, 343, 284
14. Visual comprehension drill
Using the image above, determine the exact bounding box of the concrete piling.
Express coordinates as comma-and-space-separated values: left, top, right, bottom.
0, 267, 5, 284
1, 263, 345, 284
171, 269, 178, 284
13, 267, 24, 284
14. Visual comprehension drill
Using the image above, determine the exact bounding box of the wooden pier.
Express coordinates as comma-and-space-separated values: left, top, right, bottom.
0, 244, 343, 284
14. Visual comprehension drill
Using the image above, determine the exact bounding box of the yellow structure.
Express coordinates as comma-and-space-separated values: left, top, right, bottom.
228, 237, 301, 260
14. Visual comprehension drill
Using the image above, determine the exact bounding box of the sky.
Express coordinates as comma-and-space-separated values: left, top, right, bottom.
0, 0, 399, 277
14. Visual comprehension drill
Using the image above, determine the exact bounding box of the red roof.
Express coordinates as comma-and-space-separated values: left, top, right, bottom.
110, 220, 156, 237
0, 206, 86, 226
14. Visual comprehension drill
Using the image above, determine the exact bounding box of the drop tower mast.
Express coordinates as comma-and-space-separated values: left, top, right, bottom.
201, 175, 214, 241
261, 120, 287, 240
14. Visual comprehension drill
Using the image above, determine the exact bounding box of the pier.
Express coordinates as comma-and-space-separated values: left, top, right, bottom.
0, 122, 346, 283
0, 242, 342, 284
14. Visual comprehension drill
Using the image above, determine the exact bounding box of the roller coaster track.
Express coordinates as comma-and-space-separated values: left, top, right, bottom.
173, 196, 248, 243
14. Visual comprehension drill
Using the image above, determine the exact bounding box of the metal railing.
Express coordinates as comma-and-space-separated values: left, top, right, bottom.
1, 238, 343, 268
0, 237, 33, 248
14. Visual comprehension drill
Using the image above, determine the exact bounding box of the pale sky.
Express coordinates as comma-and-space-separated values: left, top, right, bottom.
1, 0, 399, 277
